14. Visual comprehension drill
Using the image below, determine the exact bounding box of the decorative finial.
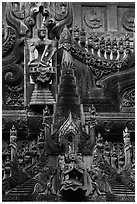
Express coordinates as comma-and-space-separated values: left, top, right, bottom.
123, 127, 130, 138
68, 112, 73, 122
10, 125, 17, 137
74, 25, 79, 41
97, 132, 102, 140
60, 2, 67, 14
43, 105, 50, 116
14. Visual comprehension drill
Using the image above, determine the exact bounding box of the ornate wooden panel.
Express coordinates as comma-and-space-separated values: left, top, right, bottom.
2, 3, 25, 109
117, 7, 135, 32
2, 3, 135, 202
82, 5, 107, 32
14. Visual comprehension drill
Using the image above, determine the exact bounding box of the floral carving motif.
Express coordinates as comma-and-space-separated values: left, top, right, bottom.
5, 85, 24, 106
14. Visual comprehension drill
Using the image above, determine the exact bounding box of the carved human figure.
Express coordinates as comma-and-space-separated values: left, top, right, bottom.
87, 166, 105, 196
28, 18, 57, 69
118, 149, 125, 172
106, 38, 112, 54
123, 127, 132, 168
112, 38, 118, 56
111, 146, 118, 169
93, 34, 100, 51
104, 141, 111, 165
45, 174, 55, 195
118, 38, 124, 54
10, 125, 17, 163
3, 156, 11, 179
100, 36, 105, 53
124, 33, 130, 48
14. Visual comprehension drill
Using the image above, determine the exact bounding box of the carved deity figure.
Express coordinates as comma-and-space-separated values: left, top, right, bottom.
112, 38, 118, 54
123, 127, 132, 168
87, 166, 106, 196
106, 38, 112, 54
104, 141, 111, 165
100, 36, 105, 52
118, 149, 125, 172
28, 18, 57, 69
118, 38, 124, 54
111, 146, 118, 169
10, 125, 17, 163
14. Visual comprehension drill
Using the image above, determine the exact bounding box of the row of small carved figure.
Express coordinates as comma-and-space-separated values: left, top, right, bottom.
72, 28, 133, 51
93, 130, 135, 171
2, 139, 135, 180
98, 141, 135, 169
2, 140, 41, 179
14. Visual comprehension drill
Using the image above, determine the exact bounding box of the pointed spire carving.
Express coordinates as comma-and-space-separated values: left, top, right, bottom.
59, 112, 79, 137
53, 40, 80, 128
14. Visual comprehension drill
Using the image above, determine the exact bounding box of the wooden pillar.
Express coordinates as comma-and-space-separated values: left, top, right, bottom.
107, 4, 118, 32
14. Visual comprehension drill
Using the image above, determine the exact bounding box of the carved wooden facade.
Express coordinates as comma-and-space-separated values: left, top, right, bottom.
2, 2, 135, 142
2, 2, 135, 202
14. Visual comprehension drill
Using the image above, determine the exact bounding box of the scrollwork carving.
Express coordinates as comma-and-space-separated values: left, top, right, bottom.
2, 28, 16, 58
3, 64, 23, 86
50, 2, 73, 39
121, 89, 135, 108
